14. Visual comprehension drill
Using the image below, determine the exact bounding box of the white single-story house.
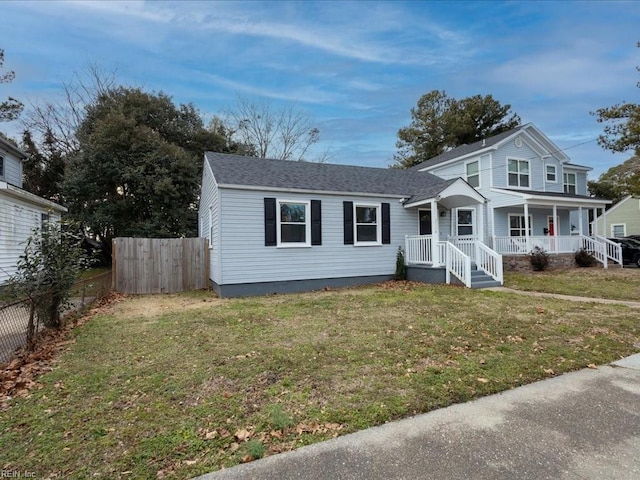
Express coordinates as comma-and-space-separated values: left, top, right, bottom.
0, 136, 67, 284
198, 124, 616, 297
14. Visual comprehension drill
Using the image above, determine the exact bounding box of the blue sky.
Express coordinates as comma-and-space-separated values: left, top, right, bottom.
1, 0, 638, 179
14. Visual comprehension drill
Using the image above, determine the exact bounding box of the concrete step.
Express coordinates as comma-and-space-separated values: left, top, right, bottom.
471, 279, 502, 289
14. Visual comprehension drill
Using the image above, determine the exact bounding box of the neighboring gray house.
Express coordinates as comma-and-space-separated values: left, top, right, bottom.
591, 195, 640, 238
199, 124, 617, 297
0, 136, 67, 284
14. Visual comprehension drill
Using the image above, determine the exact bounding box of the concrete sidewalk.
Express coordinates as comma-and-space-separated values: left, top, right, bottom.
486, 287, 640, 309
194, 354, 640, 480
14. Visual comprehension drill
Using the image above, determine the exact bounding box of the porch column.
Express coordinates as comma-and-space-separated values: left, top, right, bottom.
602, 207, 607, 237
430, 199, 440, 265
592, 207, 598, 236
477, 203, 485, 243
490, 205, 495, 248
578, 206, 583, 236
552, 204, 558, 253
523, 203, 530, 251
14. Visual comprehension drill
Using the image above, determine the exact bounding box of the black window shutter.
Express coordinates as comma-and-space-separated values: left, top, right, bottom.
343, 201, 354, 245
264, 198, 277, 246
382, 202, 391, 244
311, 200, 322, 245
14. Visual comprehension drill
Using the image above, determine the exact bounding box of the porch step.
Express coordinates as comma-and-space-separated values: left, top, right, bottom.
470, 269, 502, 289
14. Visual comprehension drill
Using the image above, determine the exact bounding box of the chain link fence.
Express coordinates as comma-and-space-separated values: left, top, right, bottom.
0, 270, 112, 364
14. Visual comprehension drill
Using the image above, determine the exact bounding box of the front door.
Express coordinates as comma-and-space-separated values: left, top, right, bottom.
547, 216, 555, 236
419, 210, 432, 235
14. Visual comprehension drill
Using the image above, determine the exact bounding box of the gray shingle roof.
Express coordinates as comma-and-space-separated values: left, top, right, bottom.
205, 152, 455, 202
410, 125, 528, 171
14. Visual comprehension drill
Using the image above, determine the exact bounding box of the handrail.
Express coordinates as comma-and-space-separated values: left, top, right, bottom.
594, 235, 623, 266
476, 242, 503, 285
442, 241, 471, 288
580, 235, 607, 268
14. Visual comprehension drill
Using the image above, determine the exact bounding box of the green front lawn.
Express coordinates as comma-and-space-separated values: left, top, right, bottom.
504, 267, 640, 301
1, 282, 638, 478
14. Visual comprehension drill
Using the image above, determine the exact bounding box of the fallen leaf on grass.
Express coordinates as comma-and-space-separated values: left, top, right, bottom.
476, 378, 489, 384
587, 364, 598, 369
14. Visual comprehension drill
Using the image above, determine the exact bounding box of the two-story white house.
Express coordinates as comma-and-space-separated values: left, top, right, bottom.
198, 123, 615, 297
0, 136, 67, 284
411, 123, 611, 257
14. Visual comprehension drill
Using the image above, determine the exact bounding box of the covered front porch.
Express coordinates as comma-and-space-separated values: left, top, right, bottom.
402, 179, 502, 288
487, 189, 620, 266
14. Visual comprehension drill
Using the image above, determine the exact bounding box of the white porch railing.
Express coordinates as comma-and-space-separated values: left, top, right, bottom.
492, 235, 622, 268
493, 235, 588, 255
405, 235, 434, 265
443, 241, 472, 288
476, 242, 503, 284
405, 235, 503, 287
595, 235, 623, 266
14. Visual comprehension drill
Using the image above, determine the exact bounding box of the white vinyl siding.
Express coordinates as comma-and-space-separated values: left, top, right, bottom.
216, 189, 414, 285
0, 150, 24, 187
0, 195, 62, 284
198, 161, 221, 284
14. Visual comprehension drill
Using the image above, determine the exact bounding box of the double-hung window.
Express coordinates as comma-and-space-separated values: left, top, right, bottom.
509, 214, 532, 237
278, 200, 310, 246
466, 160, 479, 188
563, 173, 576, 194
508, 159, 530, 188
456, 209, 474, 236
355, 203, 381, 245
546, 165, 557, 183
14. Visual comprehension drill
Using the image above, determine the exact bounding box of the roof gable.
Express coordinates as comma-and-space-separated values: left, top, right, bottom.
412, 123, 571, 171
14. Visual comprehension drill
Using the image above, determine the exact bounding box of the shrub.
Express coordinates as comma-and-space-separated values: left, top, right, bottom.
529, 246, 550, 271
395, 246, 407, 280
575, 248, 596, 267
8, 221, 88, 348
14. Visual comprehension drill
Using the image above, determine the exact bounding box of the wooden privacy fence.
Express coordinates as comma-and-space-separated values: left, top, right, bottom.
112, 238, 209, 294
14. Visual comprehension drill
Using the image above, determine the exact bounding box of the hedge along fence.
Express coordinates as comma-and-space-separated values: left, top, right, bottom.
112, 238, 209, 294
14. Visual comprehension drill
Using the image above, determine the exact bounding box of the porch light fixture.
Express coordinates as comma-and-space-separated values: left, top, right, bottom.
440, 210, 447, 217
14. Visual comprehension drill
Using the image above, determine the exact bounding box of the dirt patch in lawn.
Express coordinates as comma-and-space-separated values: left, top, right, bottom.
108, 292, 224, 319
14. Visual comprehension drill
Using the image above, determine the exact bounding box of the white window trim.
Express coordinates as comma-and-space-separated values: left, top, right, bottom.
545, 164, 557, 183
456, 208, 475, 237
508, 214, 533, 237
354, 202, 382, 246
507, 157, 531, 189
563, 172, 576, 194
277, 199, 311, 248
611, 223, 626, 238
465, 160, 480, 188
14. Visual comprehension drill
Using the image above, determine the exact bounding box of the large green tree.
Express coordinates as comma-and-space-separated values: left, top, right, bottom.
21, 129, 66, 203
0, 48, 23, 122
594, 42, 640, 157
394, 90, 521, 168
588, 155, 640, 204
64, 87, 229, 255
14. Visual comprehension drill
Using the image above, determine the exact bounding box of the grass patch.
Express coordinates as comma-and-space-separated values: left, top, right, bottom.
504, 267, 640, 301
1, 283, 639, 478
